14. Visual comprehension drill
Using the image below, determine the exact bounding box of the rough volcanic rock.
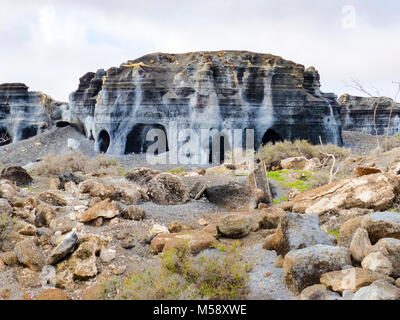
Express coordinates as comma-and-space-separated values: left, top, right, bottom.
283, 173, 400, 218
0, 83, 67, 146
283, 245, 351, 293
148, 173, 189, 205
0, 166, 33, 187
352, 280, 400, 300
263, 212, 334, 256
339, 94, 400, 136
68, 51, 342, 158
14, 239, 45, 271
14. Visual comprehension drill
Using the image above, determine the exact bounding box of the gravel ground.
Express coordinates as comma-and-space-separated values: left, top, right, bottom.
242, 243, 297, 300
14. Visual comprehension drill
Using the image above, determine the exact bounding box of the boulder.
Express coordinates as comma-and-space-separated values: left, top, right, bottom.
352, 280, 400, 300
299, 284, 341, 300
35, 204, 56, 227
354, 166, 382, 178
0, 166, 33, 187
151, 230, 217, 254
205, 182, 263, 210
263, 212, 334, 256
349, 227, 372, 262
339, 211, 400, 247
246, 161, 272, 204
283, 173, 400, 216
374, 238, 400, 278
283, 245, 351, 293
280, 156, 308, 170
120, 205, 146, 221
168, 221, 192, 233
148, 173, 189, 205
47, 231, 78, 265
36, 288, 69, 300
0, 198, 12, 215
100, 248, 116, 264
14, 239, 45, 271
39, 191, 68, 206
58, 172, 84, 190
361, 252, 393, 276
79, 199, 119, 223
217, 214, 253, 238
0, 179, 22, 203
125, 167, 161, 187
78, 180, 119, 200
320, 267, 395, 293
259, 206, 285, 229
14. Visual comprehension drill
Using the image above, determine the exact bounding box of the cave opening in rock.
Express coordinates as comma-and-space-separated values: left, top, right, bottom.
0, 128, 11, 146
56, 121, 71, 128
124, 124, 169, 155
98, 130, 110, 153
209, 133, 230, 164
262, 128, 283, 145
21, 125, 38, 140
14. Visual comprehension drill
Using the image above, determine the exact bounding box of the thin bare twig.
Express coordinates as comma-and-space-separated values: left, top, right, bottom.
318, 136, 337, 184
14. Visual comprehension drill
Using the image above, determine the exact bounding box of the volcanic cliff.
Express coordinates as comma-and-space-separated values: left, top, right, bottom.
67, 51, 343, 159
0, 83, 67, 146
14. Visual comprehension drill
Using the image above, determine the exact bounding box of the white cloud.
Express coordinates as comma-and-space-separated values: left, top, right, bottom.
0, 0, 399, 101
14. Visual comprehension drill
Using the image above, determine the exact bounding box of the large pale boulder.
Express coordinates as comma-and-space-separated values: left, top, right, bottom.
361, 252, 393, 276
78, 180, 119, 200
217, 213, 254, 238
374, 238, 400, 278
349, 227, 372, 262
283, 173, 400, 216
151, 230, 217, 254
148, 173, 189, 205
320, 268, 395, 293
339, 212, 400, 247
299, 284, 341, 300
79, 199, 119, 223
283, 245, 351, 293
263, 212, 334, 256
352, 280, 400, 300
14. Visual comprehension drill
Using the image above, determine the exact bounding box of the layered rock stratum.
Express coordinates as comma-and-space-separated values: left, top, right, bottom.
0, 83, 67, 146
67, 51, 343, 156
339, 94, 400, 136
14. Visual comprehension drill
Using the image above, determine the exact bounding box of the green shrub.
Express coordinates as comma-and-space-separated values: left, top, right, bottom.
101, 242, 251, 300
168, 167, 186, 175
29, 152, 124, 177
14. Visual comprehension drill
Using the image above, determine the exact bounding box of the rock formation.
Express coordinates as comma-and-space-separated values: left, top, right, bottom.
67, 51, 343, 159
339, 94, 400, 136
0, 83, 67, 146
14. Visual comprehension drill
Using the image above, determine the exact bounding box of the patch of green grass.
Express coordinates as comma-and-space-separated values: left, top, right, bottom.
327, 230, 339, 239
100, 242, 251, 300
168, 167, 186, 175
267, 170, 313, 193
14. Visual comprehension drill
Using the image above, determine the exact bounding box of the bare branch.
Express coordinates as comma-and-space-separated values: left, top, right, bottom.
318, 136, 337, 184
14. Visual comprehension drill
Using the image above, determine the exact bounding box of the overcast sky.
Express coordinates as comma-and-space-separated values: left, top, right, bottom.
0, 0, 399, 101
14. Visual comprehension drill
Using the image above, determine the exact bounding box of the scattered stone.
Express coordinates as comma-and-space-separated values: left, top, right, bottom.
39, 191, 68, 206
283, 245, 351, 293
47, 231, 78, 265
0, 198, 12, 215
35, 203, 56, 227
100, 248, 116, 264
125, 167, 161, 187
79, 198, 119, 223
205, 182, 263, 210
354, 166, 382, 178
0, 166, 33, 187
16, 268, 41, 288
150, 224, 169, 236
299, 284, 341, 300
374, 238, 400, 278
78, 180, 119, 200
263, 212, 333, 256
0, 251, 18, 266
14, 239, 45, 271
349, 227, 372, 262
121, 205, 146, 221
189, 181, 206, 199
151, 230, 217, 254
361, 251, 393, 276
260, 206, 285, 229
118, 186, 142, 205
168, 221, 192, 233
49, 217, 75, 234
280, 156, 308, 170
274, 255, 284, 268
395, 278, 400, 288
148, 173, 189, 205
0, 288, 10, 300
36, 288, 69, 300
58, 172, 84, 190
246, 161, 272, 204
320, 268, 395, 293
217, 214, 253, 238
352, 280, 400, 300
